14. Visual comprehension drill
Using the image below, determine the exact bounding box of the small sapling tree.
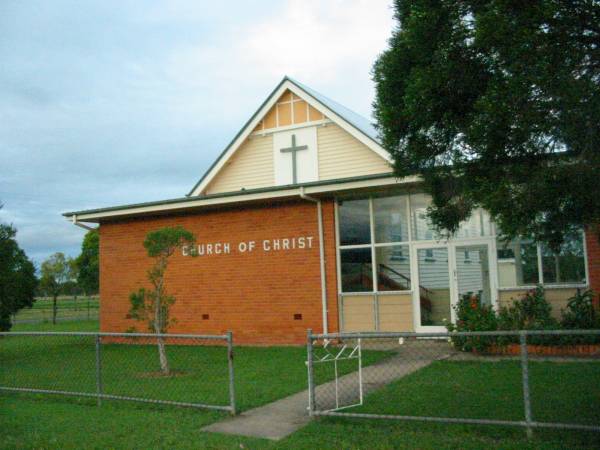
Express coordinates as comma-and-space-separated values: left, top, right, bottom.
40, 252, 71, 324
127, 226, 195, 375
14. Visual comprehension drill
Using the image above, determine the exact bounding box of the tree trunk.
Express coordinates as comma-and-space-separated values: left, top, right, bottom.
157, 336, 169, 375
154, 295, 169, 375
52, 295, 57, 324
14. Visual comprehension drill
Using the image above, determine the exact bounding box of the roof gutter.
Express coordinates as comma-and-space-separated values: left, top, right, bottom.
300, 186, 329, 335
71, 215, 97, 232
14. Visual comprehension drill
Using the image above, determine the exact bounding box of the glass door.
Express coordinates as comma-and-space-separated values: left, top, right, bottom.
414, 246, 453, 329
454, 244, 492, 307
413, 241, 495, 331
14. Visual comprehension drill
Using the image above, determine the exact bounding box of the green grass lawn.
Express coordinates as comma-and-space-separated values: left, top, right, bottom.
2, 321, 599, 449
353, 359, 600, 426
2, 322, 388, 413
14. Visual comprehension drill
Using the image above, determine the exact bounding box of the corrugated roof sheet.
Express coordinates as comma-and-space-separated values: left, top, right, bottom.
287, 77, 380, 143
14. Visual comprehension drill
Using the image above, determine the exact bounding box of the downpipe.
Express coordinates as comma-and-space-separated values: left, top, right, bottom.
300, 187, 328, 335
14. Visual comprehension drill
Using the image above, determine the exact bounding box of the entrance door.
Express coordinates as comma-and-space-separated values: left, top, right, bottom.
414, 246, 453, 329
454, 244, 492, 307
413, 241, 495, 331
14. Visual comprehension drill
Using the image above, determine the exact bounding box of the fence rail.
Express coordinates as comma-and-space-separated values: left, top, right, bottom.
0, 331, 236, 414
306, 329, 600, 435
11, 297, 100, 324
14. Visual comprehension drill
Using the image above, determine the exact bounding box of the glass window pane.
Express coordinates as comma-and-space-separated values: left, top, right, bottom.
453, 211, 481, 238
341, 248, 373, 292
456, 245, 491, 306
373, 196, 409, 243
480, 210, 493, 236
541, 234, 586, 284
496, 238, 539, 287
409, 193, 440, 240
375, 246, 411, 291
417, 247, 451, 326
339, 199, 371, 246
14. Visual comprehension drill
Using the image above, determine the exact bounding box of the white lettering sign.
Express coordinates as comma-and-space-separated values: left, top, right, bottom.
182, 236, 315, 257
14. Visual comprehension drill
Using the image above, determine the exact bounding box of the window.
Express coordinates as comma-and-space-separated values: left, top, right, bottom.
338, 195, 412, 293
340, 248, 372, 292
409, 194, 491, 240
338, 199, 370, 245
497, 233, 587, 287
497, 238, 539, 287
541, 236, 586, 284
463, 250, 471, 263
453, 209, 493, 238
373, 196, 409, 243
376, 246, 411, 291
410, 193, 438, 240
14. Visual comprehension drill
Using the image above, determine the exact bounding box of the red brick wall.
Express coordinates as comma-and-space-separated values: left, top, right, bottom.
585, 227, 600, 307
99, 199, 339, 345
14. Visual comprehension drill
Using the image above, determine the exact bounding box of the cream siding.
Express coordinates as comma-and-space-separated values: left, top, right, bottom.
342, 296, 376, 332
317, 124, 390, 181
204, 134, 274, 195
378, 294, 414, 332
341, 294, 414, 332
498, 288, 578, 320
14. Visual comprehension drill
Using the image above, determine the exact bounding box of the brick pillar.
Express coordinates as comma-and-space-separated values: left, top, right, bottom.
585, 226, 600, 308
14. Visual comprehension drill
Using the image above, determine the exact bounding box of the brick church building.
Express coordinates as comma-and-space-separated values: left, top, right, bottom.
65, 77, 599, 344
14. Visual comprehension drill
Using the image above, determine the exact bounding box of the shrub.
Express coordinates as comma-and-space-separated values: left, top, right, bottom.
497, 286, 559, 345
560, 290, 600, 344
498, 286, 557, 330
448, 286, 600, 352
447, 292, 498, 352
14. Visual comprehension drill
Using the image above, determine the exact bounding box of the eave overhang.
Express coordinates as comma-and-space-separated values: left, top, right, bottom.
64, 173, 420, 223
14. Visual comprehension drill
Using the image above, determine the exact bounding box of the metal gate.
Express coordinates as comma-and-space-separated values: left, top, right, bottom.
307, 331, 363, 412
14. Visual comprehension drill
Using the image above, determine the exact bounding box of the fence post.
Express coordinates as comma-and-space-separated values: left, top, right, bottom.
306, 328, 316, 416
226, 331, 236, 415
520, 331, 533, 438
95, 334, 103, 406
87, 299, 90, 321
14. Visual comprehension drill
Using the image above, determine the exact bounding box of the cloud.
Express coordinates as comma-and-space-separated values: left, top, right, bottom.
165, 0, 393, 116
0, 0, 394, 265
242, 0, 393, 84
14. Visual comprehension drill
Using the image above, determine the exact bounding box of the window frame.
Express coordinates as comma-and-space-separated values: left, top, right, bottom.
336, 195, 414, 295
496, 231, 589, 291
336, 194, 590, 295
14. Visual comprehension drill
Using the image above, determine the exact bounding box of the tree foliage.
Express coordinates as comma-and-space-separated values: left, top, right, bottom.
0, 222, 37, 331
76, 229, 99, 295
127, 226, 195, 374
373, 0, 600, 247
40, 252, 73, 324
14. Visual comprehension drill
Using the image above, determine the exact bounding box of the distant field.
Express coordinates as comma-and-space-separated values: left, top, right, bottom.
12, 296, 99, 324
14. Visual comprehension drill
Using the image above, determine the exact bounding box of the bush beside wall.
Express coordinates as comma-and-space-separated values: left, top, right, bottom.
447, 287, 600, 353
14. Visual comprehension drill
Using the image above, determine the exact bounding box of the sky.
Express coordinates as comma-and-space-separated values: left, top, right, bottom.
0, 0, 395, 267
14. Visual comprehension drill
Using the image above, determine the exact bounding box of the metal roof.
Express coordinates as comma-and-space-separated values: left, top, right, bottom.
286, 77, 379, 143
63, 172, 397, 218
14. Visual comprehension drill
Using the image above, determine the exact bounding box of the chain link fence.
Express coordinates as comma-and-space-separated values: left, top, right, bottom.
11, 296, 99, 324
0, 331, 236, 414
306, 329, 600, 435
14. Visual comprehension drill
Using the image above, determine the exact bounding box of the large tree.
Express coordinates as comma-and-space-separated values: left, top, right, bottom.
127, 226, 195, 375
76, 229, 99, 295
373, 0, 600, 247
0, 220, 37, 331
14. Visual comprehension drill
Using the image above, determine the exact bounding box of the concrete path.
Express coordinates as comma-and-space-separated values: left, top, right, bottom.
202, 340, 452, 440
